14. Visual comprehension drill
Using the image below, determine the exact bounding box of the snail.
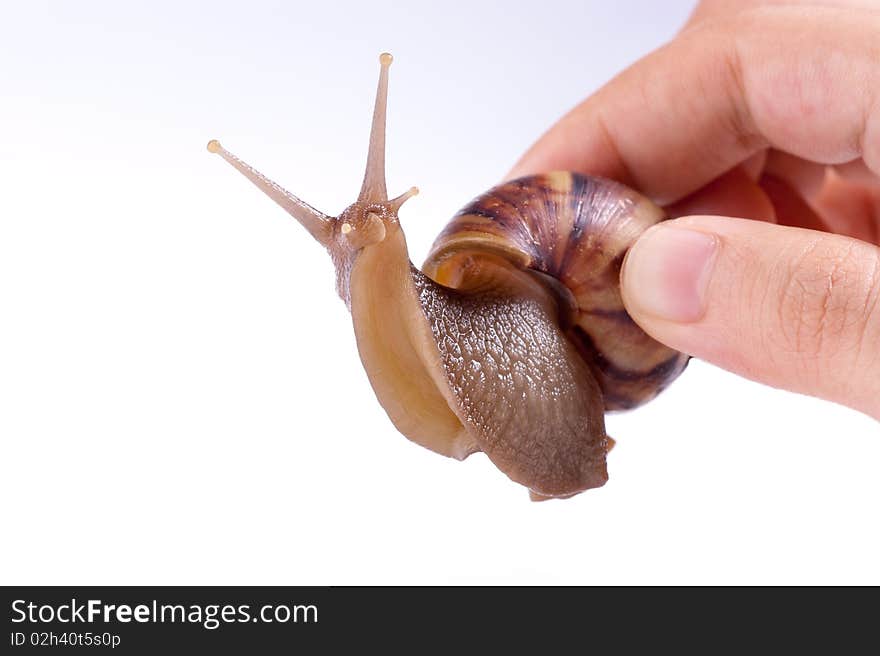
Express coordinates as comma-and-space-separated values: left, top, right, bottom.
207, 53, 688, 500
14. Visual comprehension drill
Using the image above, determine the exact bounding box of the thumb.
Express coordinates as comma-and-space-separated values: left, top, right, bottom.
620, 216, 880, 419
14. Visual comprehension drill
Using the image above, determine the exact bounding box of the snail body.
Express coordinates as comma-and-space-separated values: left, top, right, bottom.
208, 54, 688, 500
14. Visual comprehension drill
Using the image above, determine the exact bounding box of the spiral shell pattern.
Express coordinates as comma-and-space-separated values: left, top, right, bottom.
424, 172, 688, 410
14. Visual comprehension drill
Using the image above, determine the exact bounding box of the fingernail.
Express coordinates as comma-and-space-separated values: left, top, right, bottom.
622, 225, 718, 322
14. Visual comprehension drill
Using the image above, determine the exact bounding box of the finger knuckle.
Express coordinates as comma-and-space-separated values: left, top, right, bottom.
773, 240, 880, 374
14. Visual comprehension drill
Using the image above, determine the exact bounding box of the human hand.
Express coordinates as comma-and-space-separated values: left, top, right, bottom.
509, 0, 880, 419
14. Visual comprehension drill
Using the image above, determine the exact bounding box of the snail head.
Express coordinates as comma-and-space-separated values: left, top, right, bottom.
207, 52, 417, 294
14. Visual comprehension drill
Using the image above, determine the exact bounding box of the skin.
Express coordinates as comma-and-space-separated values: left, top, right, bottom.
508, 0, 880, 420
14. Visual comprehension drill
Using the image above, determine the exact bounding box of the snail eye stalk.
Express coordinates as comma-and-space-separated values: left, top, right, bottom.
205, 139, 333, 247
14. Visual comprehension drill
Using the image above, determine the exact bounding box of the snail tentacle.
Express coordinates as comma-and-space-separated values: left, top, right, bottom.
358, 52, 393, 203
206, 139, 333, 247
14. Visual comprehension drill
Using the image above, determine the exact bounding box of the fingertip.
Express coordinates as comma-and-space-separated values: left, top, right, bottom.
625, 215, 880, 417
621, 222, 719, 325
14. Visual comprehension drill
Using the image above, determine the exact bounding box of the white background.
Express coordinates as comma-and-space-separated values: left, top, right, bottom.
2, 0, 878, 585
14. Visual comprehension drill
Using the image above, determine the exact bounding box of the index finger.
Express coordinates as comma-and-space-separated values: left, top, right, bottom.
507, 5, 880, 205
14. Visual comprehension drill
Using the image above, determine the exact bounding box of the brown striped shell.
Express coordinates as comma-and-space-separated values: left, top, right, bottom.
424, 171, 689, 412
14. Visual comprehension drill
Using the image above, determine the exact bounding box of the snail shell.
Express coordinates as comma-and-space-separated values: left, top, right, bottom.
208, 54, 689, 500
425, 172, 688, 412
409, 173, 688, 498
